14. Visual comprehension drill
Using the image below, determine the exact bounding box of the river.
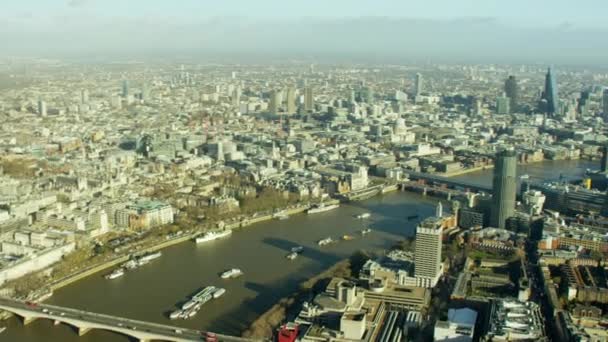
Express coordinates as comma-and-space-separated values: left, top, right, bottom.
0, 159, 596, 342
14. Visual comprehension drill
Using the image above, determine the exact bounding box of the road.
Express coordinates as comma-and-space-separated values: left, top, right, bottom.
0, 297, 255, 342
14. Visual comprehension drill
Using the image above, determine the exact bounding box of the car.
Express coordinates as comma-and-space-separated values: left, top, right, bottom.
117, 323, 124, 327
60, 313, 65, 316
175, 329, 183, 334
42, 308, 49, 313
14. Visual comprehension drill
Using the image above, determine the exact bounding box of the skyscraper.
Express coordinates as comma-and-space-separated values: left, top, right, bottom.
414, 218, 443, 288
504, 76, 518, 111
415, 73, 423, 97
81, 89, 89, 104
490, 149, 517, 229
268, 90, 281, 114
232, 86, 241, 107
38, 99, 47, 117
122, 80, 129, 97
285, 87, 296, 114
542, 67, 559, 116
304, 87, 314, 112
603, 89, 608, 115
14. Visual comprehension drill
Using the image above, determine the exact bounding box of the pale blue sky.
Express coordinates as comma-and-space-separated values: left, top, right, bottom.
2, 0, 608, 63
4, 0, 608, 26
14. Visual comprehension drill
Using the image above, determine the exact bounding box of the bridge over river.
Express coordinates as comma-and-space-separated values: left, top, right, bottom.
0, 297, 258, 342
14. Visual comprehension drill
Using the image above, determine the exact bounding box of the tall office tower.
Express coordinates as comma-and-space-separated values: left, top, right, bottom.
415, 73, 423, 96
603, 89, 608, 115
490, 149, 517, 229
122, 80, 129, 97
542, 67, 559, 116
601, 145, 608, 173
38, 99, 47, 117
496, 96, 511, 114
577, 90, 590, 114
304, 87, 314, 112
309, 64, 315, 74
268, 90, 281, 114
504, 76, 519, 111
285, 87, 296, 114
231, 71, 236, 79
414, 219, 443, 288
232, 86, 242, 106
81, 89, 89, 104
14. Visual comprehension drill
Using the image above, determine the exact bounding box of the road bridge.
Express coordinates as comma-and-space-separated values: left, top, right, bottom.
0, 297, 255, 342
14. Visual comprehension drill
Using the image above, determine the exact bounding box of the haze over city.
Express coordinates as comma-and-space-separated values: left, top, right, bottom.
2, 0, 608, 64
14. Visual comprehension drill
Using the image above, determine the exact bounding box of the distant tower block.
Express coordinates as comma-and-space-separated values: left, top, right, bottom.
490, 149, 517, 229
38, 99, 47, 117
81, 89, 89, 104
415, 73, 423, 97
542, 67, 559, 116
122, 79, 129, 97
304, 87, 314, 112
286, 87, 296, 114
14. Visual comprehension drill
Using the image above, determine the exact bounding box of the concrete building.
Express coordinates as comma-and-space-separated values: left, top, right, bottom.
414, 217, 443, 288
38, 99, 47, 117
491, 149, 517, 229
269, 89, 281, 114
286, 87, 296, 114
304, 87, 314, 112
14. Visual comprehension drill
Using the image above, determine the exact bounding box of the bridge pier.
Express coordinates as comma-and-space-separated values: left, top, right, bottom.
23, 316, 38, 325
78, 326, 91, 336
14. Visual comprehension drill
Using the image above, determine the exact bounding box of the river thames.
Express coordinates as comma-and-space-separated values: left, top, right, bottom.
0, 159, 595, 342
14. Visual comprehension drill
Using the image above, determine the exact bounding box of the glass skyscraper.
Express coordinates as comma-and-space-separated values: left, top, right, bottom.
542, 67, 559, 116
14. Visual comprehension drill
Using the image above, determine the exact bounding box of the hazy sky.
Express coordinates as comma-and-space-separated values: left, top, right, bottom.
3, 0, 608, 64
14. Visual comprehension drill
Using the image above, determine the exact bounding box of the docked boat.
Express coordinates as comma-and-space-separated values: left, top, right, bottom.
277, 214, 289, 220
318, 237, 333, 246
138, 251, 162, 264
291, 246, 304, 253
356, 213, 371, 219
212, 288, 226, 299
221, 268, 243, 279
342, 234, 354, 241
105, 268, 125, 280
0, 327, 6, 334
307, 203, 339, 214
195, 229, 232, 244
286, 252, 298, 260
122, 259, 138, 270
192, 286, 216, 305
169, 310, 182, 320
520, 174, 530, 179
361, 228, 372, 235
184, 306, 199, 319
181, 299, 198, 311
